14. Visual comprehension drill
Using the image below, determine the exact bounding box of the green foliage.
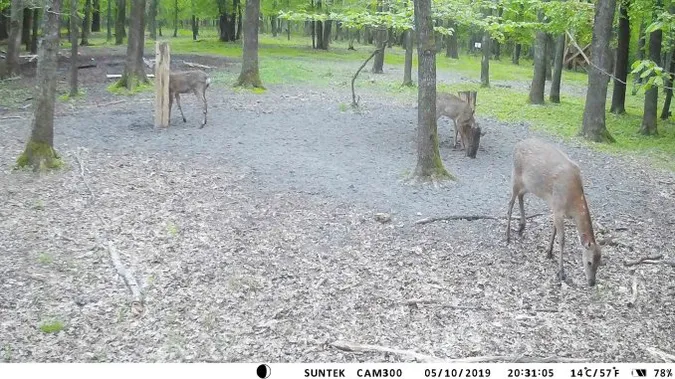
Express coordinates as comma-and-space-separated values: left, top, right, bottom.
39, 320, 64, 334
630, 59, 671, 93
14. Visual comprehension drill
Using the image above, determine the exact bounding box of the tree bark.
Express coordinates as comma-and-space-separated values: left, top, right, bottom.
149, 0, 157, 39
16, 0, 62, 171
236, 0, 242, 40
580, 0, 616, 142
115, 0, 126, 44
106, 0, 112, 41
235, 0, 263, 87
322, 20, 332, 50
550, 34, 565, 103
81, 0, 91, 45
481, 28, 490, 87
173, 0, 178, 37
412, 0, 450, 180
371, 26, 386, 73
0, 9, 8, 41
4, 0, 23, 77
446, 20, 458, 58
660, 48, 675, 120
92, 0, 101, 31
545, 34, 553, 81
191, 15, 198, 40
640, 1, 662, 136
116, 0, 147, 90
403, 28, 413, 86
29, 8, 38, 54
70, 0, 79, 97
610, 0, 630, 114
529, 11, 547, 104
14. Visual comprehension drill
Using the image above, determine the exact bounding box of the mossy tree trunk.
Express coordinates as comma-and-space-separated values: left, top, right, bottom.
640, 0, 662, 136
117, 0, 147, 90
580, 0, 616, 142
17, 0, 62, 171
235, 0, 263, 88
412, 0, 451, 181
529, 8, 547, 104
610, 0, 630, 114
70, 0, 79, 97
92, 0, 101, 31
148, 0, 157, 39
5, 0, 23, 77
403, 27, 413, 86
115, 0, 126, 44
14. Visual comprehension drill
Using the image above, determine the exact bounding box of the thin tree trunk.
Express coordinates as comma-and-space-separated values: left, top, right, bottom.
580, 0, 616, 142
412, 0, 450, 180
191, 15, 198, 40
481, 28, 490, 87
22, 6, 31, 51
316, 20, 324, 49
70, 0, 79, 97
529, 11, 547, 104
117, 0, 147, 90
545, 34, 553, 81
81, 0, 91, 45
0, 9, 8, 41
512, 43, 521, 64
446, 20, 458, 59
115, 0, 126, 44
236, 0, 242, 40
660, 48, 675, 119
16, 0, 62, 170
106, 0, 112, 41
29, 8, 38, 54
403, 28, 413, 86
610, 0, 630, 114
173, 0, 178, 37
92, 0, 101, 31
235, 0, 263, 87
149, 0, 157, 39
322, 20, 332, 50
632, 22, 646, 94
550, 34, 565, 103
640, 1, 663, 136
5, 0, 22, 77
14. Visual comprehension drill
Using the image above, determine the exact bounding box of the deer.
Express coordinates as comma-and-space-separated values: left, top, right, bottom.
436, 92, 483, 158
169, 70, 211, 128
505, 138, 602, 287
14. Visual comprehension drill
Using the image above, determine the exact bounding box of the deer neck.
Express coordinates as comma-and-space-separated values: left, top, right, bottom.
573, 193, 596, 244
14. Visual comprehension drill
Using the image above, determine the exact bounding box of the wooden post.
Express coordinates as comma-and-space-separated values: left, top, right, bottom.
155, 41, 170, 128
457, 90, 477, 111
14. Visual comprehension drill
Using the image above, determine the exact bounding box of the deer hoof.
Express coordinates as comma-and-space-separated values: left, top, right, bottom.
182, 118, 187, 123
556, 270, 567, 282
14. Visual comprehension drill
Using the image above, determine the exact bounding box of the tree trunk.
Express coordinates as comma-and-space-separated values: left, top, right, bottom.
236, 0, 242, 40
446, 19, 458, 58
512, 43, 521, 64
235, 0, 263, 87
609, 1, 630, 114
116, 0, 147, 90
545, 34, 553, 81
371, 27, 386, 73
640, 3, 662, 136
81, 0, 91, 45
316, 20, 324, 49
529, 11, 547, 104
106, 0, 112, 41
632, 22, 646, 94
412, 0, 450, 180
16, 0, 62, 170
191, 15, 198, 40
580, 0, 616, 142
481, 28, 490, 87
403, 28, 413, 86
149, 0, 157, 39
92, 0, 101, 31
115, 0, 126, 44
271, 15, 277, 36
322, 20, 332, 50
70, 0, 79, 97
549, 34, 565, 103
29, 8, 38, 54
660, 48, 675, 119
22, 6, 31, 51
0, 9, 8, 41
5, 0, 23, 77
173, 0, 178, 37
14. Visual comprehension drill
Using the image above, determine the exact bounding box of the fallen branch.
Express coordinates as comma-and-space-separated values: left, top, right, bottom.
403, 298, 488, 311
627, 270, 639, 308
95, 100, 125, 107
78, 63, 97, 69
106, 74, 155, 79
351, 48, 383, 108
0, 115, 24, 120
415, 213, 545, 225
645, 346, 675, 362
183, 61, 214, 70
330, 341, 589, 363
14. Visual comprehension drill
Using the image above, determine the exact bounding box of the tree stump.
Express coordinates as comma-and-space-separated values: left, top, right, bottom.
154, 41, 170, 128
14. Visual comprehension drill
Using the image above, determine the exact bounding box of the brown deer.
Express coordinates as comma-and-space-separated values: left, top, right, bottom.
505, 138, 602, 286
436, 92, 483, 158
169, 70, 211, 128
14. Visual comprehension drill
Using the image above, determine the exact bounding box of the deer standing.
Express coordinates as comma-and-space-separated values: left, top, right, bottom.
505, 138, 602, 286
169, 70, 211, 128
436, 92, 483, 158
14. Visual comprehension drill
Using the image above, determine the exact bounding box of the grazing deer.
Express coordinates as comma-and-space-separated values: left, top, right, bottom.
436, 92, 483, 158
169, 70, 211, 128
505, 138, 602, 286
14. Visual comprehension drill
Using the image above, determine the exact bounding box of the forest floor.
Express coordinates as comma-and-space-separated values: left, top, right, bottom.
1, 46, 675, 362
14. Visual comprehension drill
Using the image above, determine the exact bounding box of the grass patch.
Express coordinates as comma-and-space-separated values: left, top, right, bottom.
39, 320, 64, 334
37, 252, 53, 265
107, 79, 154, 96
59, 89, 87, 101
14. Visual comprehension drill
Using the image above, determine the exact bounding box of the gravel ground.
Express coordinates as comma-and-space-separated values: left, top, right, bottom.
1, 52, 674, 362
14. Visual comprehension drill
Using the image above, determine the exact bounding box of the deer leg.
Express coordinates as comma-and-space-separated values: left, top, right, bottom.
175, 93, 187, 123
517, 194, 526, 235
506, 192, 517, 244
554, 215, 566, 282
546, 221, 557, 259
168, 92, 174, 124
195, 88, 207, 128
453, 121, 460, 149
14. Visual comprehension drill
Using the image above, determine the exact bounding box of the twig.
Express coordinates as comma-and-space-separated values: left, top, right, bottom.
403, 298, 488, 311
106, 74, 155, 79
627, 270, 639, 308
414, 213, 545, 225
624, 254, 663, 267
0, 115, 24, 120
330, 341, 589, 363
95, 100, 125, 107
77, 63, 97, 69
645, 346, 675, 362
351, 48, 383, 108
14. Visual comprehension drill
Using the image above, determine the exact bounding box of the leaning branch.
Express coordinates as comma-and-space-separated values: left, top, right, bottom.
415, 213, 545, 225
351, 48, 384, 108
330, 341, 589, 363
645, 346, 675, 362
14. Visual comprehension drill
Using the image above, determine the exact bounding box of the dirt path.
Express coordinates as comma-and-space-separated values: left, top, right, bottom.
1, 55, 674, 362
